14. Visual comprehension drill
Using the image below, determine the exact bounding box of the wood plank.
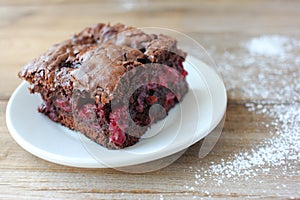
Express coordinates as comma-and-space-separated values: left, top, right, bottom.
0, 0, 300, 34
1, 100, 299, 198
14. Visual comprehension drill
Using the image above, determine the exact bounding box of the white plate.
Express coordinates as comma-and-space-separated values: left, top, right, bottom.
6, 56, 227, 168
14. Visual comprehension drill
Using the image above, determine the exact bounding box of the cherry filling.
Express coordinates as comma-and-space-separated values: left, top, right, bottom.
108, 118, 126, 146
78, 103, 96, 120
38, 101, 58, 122
129, 83, 178, 126
181, 69, 188, 77
39, 81, 179, 148
55, 98, 71, 112
178, 57, 188, 77
108, 83, 178, 146
73, 82, 178, 147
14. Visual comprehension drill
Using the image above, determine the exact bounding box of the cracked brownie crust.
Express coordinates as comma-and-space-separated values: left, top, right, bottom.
19, 23, 188, 149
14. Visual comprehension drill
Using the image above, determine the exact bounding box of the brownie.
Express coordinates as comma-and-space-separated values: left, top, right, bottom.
18, 23, 188, 149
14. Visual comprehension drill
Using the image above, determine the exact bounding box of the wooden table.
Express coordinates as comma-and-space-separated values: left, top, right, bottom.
1, 0, 299, 199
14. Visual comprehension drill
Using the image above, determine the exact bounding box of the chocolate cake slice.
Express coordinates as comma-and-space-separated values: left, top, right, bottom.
18, 23, 188, 149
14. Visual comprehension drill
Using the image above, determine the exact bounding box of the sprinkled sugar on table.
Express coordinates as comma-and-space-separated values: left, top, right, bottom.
0, 0, 299, 199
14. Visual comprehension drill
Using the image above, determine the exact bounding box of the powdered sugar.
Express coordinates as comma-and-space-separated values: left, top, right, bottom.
193, 102, 300, 183
245, 35, 290, 57
185, 35, 300, 194
217, 35, 300, 101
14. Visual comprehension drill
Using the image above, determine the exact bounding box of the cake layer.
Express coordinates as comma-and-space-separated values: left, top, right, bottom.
18, 23, 188, 149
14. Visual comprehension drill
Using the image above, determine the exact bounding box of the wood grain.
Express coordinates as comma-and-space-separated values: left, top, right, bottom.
0, 102, 298, 199
0, 0, 299, 199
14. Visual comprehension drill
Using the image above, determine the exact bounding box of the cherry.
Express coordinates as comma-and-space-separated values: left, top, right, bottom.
109, 118, 126, 146
181, 69, 188, 77
163, 92, 176, 110
55, 98, 71, 112
147, 95, 158, 104
109, 128, 126, 146
78, 104, 96, 120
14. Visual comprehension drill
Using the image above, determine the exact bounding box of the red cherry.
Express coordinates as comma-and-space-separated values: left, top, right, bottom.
181, 69, 188, 77
147, 95, 158, 104
55, 98, 71, 112
109, 118, 126, 146
78, 104, 96, 119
